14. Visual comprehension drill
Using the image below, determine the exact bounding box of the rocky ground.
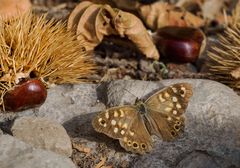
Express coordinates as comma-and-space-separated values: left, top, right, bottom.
0, 79, 240, 168
0, 1, 240, 168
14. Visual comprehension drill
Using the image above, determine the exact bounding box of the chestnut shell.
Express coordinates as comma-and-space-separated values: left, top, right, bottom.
154, 26, 206, 63
3, 79, 47, 111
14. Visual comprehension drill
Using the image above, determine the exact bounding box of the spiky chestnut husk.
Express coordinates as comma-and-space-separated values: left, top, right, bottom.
208, 23, 240, 89
0, 12, 96, 111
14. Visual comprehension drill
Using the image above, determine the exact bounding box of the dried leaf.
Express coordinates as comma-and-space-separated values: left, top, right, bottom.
201, 0, 224, 21
94, 156, 112, 168
67, 1, 93, 31
76, 4, 102, 50
95, 4, 118, 41
176, 0, 234, 26
112, 0, 140, 11
72, 142, 92, 154
68, 2, 159, 60
112, 9, 159, 59
138, 1, 204, 30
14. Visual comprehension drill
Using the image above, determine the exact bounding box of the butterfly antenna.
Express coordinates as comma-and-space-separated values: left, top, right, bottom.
139, 80, 151, 100
122, 88, 138, 101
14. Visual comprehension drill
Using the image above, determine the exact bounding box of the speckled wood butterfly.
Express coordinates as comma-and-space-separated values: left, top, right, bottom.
92, 83, 193, 154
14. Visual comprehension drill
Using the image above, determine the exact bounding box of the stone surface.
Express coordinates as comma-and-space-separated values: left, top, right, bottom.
176, 152, 219, 168
0, 135, 76, 168
0, 83, 105, 124
64, 79, 240, 167
11, 116, 72, 157
103, 79, 240, 168
0, 79, 240, 167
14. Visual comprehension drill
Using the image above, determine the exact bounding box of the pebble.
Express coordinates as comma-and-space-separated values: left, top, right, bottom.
11, 116, 72, 157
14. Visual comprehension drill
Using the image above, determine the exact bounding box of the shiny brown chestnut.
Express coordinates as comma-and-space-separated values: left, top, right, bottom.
153, 26, 206, 63
3, 79, 47, 111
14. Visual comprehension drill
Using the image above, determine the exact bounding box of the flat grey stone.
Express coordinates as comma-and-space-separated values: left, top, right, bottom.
0, 135, 76, 168
11, 116, 72, 157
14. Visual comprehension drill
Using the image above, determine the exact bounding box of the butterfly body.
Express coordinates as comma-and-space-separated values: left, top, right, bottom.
135, 101, 147, 115
92, 83, 193, 154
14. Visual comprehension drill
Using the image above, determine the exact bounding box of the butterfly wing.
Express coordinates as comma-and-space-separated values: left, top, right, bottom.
145, 83, 193, 141
92, 105, 152, 154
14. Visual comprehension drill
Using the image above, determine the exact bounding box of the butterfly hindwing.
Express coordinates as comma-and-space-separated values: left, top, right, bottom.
119, 114, 153, 154
92, 105, 153, 154
145, 83, 192, 140
146, 109, 185, 141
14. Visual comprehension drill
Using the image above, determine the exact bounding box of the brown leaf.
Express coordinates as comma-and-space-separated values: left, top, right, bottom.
176, 0, 235, 26
95, 157, 113, 168
77, 4, 102, 50
72, 142, 91, 154
112, 0, 140, 11
138, 1, 204, 30
95, 4, 118, 41
201, 0, 224, 21
111, 9, 159, 59
67, 1, 93, 31
68, 2, 159, 60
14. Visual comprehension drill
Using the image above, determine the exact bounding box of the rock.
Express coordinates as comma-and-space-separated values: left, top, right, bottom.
102, 79, 240, 167
11, 116, 72, 157
1, 79, 240, 167
0, 128, 2, 135
176, 152, 219, 168
0, 84, 105, 123
0, 135, 76, 168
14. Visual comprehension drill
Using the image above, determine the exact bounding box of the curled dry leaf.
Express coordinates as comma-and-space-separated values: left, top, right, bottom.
138, 1, 204, 30
176, 0, 235, 26
68, 1, 159, 60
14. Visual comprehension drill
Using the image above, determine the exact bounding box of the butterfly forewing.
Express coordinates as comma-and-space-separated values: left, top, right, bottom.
92, 105, 153, 154
145, 83, 192, 140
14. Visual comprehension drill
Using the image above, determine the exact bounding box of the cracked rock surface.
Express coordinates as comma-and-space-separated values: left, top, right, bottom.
0, 79, 239, 168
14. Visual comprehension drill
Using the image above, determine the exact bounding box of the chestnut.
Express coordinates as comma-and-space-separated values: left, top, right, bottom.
153, 26, 206, 63
3, 79, 47, 111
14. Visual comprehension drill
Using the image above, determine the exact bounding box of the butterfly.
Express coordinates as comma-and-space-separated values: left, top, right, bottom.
92, 83, 193, 154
